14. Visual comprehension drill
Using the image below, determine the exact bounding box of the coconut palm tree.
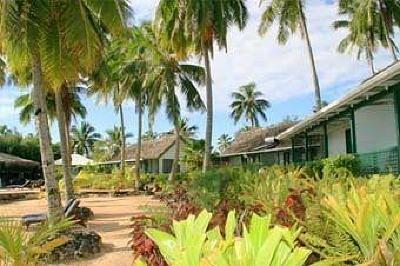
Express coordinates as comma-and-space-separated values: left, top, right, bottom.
0, 0, 130, 220
131, 25, 205, 182
71, 121, 101, 158
105, 126, 133, 160
230, 82, 270, 128
217, 134, 233, 153
154, 0, 248, 173
259, 0, 322, 112
14, 88, 86, 126
334, 0, 395, 74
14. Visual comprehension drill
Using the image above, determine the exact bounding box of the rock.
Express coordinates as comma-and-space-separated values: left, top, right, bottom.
44, 230, 101, 263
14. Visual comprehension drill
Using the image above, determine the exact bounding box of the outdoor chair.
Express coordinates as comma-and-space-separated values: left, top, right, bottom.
21, 198, 80, 228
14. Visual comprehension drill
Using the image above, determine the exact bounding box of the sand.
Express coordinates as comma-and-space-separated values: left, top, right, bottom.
0, 195, 161, 266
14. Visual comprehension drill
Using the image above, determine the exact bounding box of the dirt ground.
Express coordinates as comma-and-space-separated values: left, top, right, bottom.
0, 195, 161, 266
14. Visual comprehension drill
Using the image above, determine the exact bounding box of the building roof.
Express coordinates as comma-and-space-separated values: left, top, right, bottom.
55, 153, 93, 166
0, 152, 40, 169
278, 61, 400, 140
222, 123, 296, 156
113, 134, 176, 161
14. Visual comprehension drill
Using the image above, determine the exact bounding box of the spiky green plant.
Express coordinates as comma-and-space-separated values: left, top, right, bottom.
145, 210, 312, 266
0, 218, 72, 266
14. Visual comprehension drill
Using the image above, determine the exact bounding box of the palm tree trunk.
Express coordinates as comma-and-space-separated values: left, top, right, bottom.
379, 0, 397, 61
31, 51, 62, 222
202, 45, 213, 173
55, 88, 74, 201
134, 95, 142, 190
298, 1, 322, 112
367, 48, 376, 74
119, 104, 126, 177
169, 122, 180, 183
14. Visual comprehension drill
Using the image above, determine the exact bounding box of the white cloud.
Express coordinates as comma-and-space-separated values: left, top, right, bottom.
130, 0, 396, 114
0, 97, 17, 119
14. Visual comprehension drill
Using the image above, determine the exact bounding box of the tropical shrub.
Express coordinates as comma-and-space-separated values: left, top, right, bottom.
322, 154, 361, 178
144, 210, 312, 266
0, 218, 72, 266
302, 176, 400, 265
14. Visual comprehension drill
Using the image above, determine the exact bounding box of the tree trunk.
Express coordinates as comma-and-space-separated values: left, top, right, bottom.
31, 51, 62, 222
134, 95, 142, 190
298, 1, 322, 112
202, 45, 213, 173
379, 0, 397, 61
55, 88, 74, 201
119, 104, 126, 177
169, 122, 180, 183
367, 48, 376, 74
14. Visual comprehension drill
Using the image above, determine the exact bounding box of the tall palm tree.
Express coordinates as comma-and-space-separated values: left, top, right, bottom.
230, 82, 270, 128
0, 0, 129, 220
154, 0, 248, 173
334, 0, 395, 74
105, 126, 133, 160
259, 0, 322, 112
217, 134, 233, 153
71, 121, 101, 158
335, 0, 398, 73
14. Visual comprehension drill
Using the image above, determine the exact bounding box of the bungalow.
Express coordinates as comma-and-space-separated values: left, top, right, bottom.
105, 133, 187, 174
275, 61, 400, 174
0, 152, 41, 187
221, 61, 400, 175
220, 123, 296, 166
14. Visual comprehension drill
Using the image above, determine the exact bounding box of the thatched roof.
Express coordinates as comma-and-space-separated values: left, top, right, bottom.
222, 123, 298, 156
115, 134, 176, 161
0, 152, 40, 169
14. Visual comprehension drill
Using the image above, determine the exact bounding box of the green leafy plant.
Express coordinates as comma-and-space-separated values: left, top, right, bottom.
0, 218, 72, 266
145, 210, 312, 266
322, 154, 361, 178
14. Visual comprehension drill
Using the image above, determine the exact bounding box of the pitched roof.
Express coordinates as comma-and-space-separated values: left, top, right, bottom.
0, 152, 40, 168
115, 134, 176, 161
222, 123, 296, 156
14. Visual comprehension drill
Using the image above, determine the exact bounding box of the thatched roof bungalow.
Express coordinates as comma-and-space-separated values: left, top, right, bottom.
220, 123, 297, 167
101, 133, 186, 174
0, 152, 41, 187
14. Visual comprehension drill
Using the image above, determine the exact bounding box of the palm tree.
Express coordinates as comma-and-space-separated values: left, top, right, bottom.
15, 87, 86, 200
14, 88, 86, 127
105, 126, 133, 160
217, 134, 233, 153
154, 0, 248, 173
71, 121, 101, 158
169, 119, 199, 182
230, 82, 270, 128
259, 0, 322, 112
0, 0, 130, 221
335, 0, 398, 73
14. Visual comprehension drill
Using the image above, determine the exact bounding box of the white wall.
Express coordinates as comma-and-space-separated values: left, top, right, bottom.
328, 125, 348, 156
160, 141, 187, 172
355, 104, 397, 153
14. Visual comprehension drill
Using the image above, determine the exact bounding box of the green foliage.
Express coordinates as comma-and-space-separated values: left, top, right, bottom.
187, 167, 249, 210
0, 128, 60, 162
59, 170, 134, 191
146, 210, 312, 266
0, 218, 72, 266
322, 154, 361, 178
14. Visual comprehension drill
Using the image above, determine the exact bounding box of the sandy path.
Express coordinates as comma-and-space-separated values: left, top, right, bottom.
0, 195, 161, 266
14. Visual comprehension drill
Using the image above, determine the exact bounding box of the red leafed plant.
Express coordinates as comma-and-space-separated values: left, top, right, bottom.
275, 188, 311, 227
129, 214, 167, 266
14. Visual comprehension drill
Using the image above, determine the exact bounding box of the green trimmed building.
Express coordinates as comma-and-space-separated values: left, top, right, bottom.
222, 62, 400, 174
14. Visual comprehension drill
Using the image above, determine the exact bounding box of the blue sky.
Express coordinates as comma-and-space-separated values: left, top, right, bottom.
0, 0, 397, 145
